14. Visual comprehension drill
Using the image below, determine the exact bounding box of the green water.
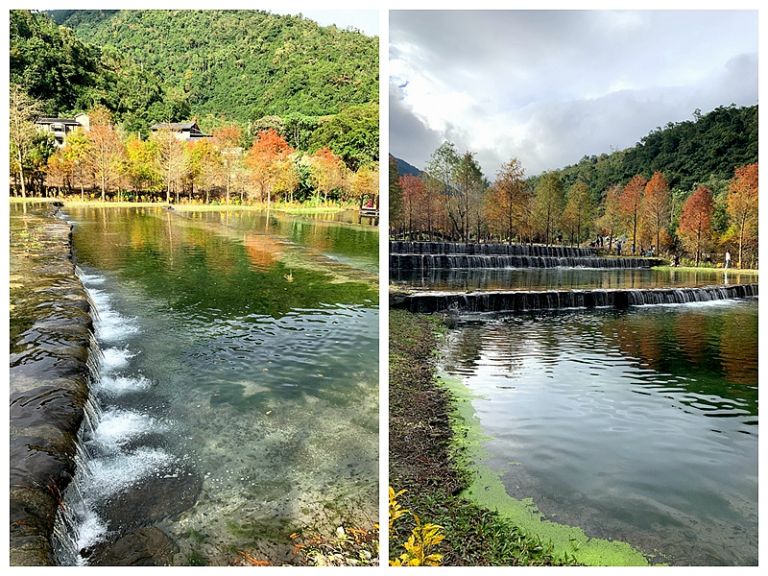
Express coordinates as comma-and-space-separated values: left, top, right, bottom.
60, 206, 378, 564
441, 301, 757, 565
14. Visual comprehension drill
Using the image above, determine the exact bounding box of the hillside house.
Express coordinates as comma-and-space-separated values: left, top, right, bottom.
150, 121, 211, 141
35, 113, 89, 146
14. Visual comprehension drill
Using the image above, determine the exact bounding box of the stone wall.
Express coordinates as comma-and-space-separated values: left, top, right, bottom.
9, 205, 93, 565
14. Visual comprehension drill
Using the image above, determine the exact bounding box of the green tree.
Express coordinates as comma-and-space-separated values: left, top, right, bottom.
308, 103, 378, 171
124, 136, 161, 194
63, 128, 93, 199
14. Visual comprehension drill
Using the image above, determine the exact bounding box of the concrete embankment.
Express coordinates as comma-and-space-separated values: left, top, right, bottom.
10, 205, 93, 565
392, 284, 758, 314
390, 241, 665, 270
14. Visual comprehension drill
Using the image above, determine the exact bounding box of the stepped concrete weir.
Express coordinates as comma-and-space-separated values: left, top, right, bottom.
392, 284, 758, 314
390, 241, 665, 270
10, 207, 93, 566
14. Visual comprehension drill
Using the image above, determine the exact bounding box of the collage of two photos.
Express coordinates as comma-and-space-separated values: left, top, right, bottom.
7, 5, 759, 569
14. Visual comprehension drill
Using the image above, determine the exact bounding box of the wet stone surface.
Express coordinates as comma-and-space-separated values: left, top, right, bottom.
87, 527, 179, 566
9, 205, 93, 566
97, 467, 204, 532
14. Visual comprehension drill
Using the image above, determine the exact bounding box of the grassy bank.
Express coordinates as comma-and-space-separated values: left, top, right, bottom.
8, 197, 356, 215
390, 310, 570, 566
390, 310, 650, 566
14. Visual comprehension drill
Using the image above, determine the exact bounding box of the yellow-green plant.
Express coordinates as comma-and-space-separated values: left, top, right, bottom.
389, 486, 445, 567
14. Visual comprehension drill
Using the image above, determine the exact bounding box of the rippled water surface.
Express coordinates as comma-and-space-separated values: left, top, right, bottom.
441, 301, 757, 565
393, 266, 756, 291
55, 207, 378, 565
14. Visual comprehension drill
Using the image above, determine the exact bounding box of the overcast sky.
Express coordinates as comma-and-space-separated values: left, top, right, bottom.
390, 10, 757, 179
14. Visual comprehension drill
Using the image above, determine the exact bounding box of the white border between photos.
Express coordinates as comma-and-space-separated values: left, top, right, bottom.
2, 0, 765, 574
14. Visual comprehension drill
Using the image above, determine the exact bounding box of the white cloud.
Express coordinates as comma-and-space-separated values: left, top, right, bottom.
389, 10, 758, 179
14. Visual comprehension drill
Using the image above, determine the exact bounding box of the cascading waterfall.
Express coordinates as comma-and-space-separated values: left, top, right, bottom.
399, 284, 759, 313
52, 268, 177, 566
390, 241, 664, 269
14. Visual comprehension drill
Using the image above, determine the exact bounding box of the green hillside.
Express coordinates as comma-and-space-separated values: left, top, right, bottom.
540, 105, 757, 198
50, 9, 378, 123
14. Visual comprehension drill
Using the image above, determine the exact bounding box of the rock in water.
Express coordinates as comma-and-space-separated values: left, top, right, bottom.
89, 527, 179, 566
98, 467, 203, 532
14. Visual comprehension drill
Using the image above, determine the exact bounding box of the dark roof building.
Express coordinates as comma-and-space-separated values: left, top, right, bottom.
150, 121, 211, 141
35, 116, 88, 147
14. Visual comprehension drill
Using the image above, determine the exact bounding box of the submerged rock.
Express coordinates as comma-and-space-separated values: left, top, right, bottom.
88, 527, 179, 566
98, 467, 203, 531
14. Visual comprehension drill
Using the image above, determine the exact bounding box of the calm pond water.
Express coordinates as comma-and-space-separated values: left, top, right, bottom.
393, 267, 756, 292
54, 207, 378, 565
441, 300, 757, 565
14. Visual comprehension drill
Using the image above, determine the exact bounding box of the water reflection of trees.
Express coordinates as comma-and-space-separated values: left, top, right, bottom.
70, 207, 375, 318
243, 233, 282, 270
444, 323, 485, 375
600, 307, 757, 413
447, 305, 757, 415
719, 310, 759, 385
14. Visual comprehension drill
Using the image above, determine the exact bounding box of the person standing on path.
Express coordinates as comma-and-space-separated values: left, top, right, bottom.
725, 250, 731, 269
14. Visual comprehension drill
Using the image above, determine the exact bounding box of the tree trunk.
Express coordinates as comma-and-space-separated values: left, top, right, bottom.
738, 216, 745, 269
576, 216, 581, 247
695, 227, 701, 267
17, 148, 26, 199
632, 213, 637, 255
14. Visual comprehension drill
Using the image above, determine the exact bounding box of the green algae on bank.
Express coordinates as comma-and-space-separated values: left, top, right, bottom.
438, 372, 650, 566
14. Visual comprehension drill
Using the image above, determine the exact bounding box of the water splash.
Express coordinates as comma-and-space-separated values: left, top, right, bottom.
52, 270, 176, 566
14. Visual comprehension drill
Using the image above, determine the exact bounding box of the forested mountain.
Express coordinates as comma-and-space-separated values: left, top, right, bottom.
11, 9, 379, 169
10, 10, 174, 132
49, 9, 378, 123
540, 105, 757, 199
394, 157, 423, 178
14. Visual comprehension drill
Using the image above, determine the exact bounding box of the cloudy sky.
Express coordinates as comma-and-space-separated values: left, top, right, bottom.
390, 10, 757, 179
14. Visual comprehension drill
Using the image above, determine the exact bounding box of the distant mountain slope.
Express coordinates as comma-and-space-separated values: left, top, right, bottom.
51, 9, 379, 124
393, 156, 423, 178
542, 105, 757, 195
10, 9, 169, 130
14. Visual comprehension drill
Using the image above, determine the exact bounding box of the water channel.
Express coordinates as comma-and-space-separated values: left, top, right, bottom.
52, 207, 378, 565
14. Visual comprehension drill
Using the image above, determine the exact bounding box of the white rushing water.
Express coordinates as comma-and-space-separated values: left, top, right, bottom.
52, 269, 176, 566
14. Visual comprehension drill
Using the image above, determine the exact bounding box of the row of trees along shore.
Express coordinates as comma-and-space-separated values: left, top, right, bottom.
10, 87, 379, 208
390, 143, 758, 269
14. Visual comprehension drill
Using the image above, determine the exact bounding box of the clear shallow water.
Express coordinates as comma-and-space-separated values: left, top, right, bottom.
393, 267, 757, 292
441, 300, 757, 565
54, 207, 378, 565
